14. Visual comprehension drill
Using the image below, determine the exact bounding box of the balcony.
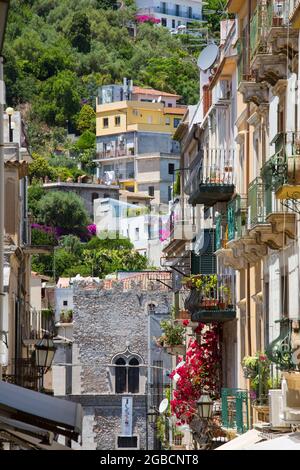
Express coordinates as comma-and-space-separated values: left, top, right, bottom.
185, 149, 235, 206
22, 309, 56, 346
238, 80, 269, 106
2, 359, 39, 391
221, 388, 250, 434
248, 176, 296, 249
184, 274, 236, 323
169, 198, 196, 243
266, 132, 300, 200
215, 195, 264, 269
249, 2, 297, 85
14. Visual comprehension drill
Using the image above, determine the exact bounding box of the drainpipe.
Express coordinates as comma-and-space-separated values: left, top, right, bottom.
246, 1, 252, 356
0, 57, 4, 378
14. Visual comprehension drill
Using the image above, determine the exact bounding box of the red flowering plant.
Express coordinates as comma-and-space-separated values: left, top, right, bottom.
170, 323, 221, 424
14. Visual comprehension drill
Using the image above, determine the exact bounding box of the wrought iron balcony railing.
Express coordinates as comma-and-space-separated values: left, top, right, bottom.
262, 132, 300, 199
184, 274, 236, 323
250, 1, 289, 59
169, 197, 196, 242
185, 149, 235, 206
216, 195, 248, 251
2, 358, 40, 391
22, 309, 56, 343
248, 176, 273, 228
221, 388, 250, 434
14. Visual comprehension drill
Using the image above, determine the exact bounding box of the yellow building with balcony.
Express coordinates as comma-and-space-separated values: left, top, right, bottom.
95, 83, 186, 204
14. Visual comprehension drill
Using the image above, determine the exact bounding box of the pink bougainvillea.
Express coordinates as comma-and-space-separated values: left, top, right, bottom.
87, 224, 97, 236
135, 15, 160, 24
170, 323, 221, 424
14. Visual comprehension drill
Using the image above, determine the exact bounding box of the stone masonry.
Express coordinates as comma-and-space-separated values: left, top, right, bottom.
70, 273, 172, 450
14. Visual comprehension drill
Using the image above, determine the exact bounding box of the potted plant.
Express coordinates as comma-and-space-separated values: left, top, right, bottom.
60, 308, 73, 323
241, 355, 259, 379
159, 320, 185, 355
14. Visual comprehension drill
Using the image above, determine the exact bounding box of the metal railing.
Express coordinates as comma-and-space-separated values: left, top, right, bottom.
22, 309, 56, 341
263, 131, 300, 193
168, 197, 195, 241
2, 358, 40, 391
184, 274, 235, 312
221, 388, 250, 434
184, 149, 235, 196
248, 176, 271, 227
250, 1, 289, 59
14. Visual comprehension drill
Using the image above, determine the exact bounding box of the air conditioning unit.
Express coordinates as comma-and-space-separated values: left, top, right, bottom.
269, 389, 289, 428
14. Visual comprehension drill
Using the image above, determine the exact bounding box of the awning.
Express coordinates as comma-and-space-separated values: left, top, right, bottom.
0, 416, 72, 450
215, 429, 264, 450
0, 380, 82, 440
247, 432, 300, 450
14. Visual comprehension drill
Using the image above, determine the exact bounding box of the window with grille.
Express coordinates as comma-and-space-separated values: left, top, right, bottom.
115, 356, 140, 393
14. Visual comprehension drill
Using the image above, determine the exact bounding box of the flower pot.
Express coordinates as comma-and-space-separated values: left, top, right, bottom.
165, 344, 185, 356
252, 405, 269, 424
283, 371, 300, 391
177, 309, 190, 320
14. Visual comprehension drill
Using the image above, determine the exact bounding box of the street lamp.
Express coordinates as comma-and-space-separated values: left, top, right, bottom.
34, 333, 57, 373
5, 106, 14, 142
197, 390, 214, 420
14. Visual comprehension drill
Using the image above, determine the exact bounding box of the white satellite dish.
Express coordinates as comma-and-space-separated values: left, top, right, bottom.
157, 96, 162, 103
197, 43, 219, 71
159, 398, 169, 414
176, 360, 185, 369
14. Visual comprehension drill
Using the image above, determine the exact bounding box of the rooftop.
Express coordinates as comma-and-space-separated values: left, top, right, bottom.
132, 86, 181, 99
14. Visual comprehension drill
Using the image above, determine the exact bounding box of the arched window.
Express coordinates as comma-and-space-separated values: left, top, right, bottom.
128, 358, 139, 393
114, 355, 140, 394
115, 357, 126, 394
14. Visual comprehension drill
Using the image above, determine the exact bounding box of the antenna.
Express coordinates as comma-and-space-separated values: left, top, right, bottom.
197, 43, 219, 71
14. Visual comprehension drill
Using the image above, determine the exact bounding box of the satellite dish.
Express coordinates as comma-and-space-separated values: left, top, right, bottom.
157, 96, 162, 103
159, 398, 169, 414
176, 360, 185, 369
197, 44, 219, 71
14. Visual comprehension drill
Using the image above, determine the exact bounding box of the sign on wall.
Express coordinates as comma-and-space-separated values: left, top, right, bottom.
121, 397, 133, 436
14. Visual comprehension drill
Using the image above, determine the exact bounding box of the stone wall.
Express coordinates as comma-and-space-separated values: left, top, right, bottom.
70, 276, 172, 449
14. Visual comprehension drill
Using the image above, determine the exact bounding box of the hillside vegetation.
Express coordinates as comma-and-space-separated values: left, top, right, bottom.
5, 0, 202, 157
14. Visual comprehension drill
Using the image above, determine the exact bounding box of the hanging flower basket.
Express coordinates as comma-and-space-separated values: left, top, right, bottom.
242, 366, 258, 379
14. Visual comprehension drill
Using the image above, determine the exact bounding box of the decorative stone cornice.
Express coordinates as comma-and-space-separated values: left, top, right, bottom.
251, 54, 288, 86
249, 213, 296, 250
239, 81, 269, 107
215, 247, 246, 271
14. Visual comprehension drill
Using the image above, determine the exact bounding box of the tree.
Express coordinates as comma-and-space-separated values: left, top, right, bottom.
68, 12, 92, 53
36, 70, 81, 126
28, 183, 46, 217
59, 235, 83, 256
86, 232, 133, 250
28, 153, 57, 182
75, 130, 95, 150
77, 104, 96, 133
37, 191, 90, 232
